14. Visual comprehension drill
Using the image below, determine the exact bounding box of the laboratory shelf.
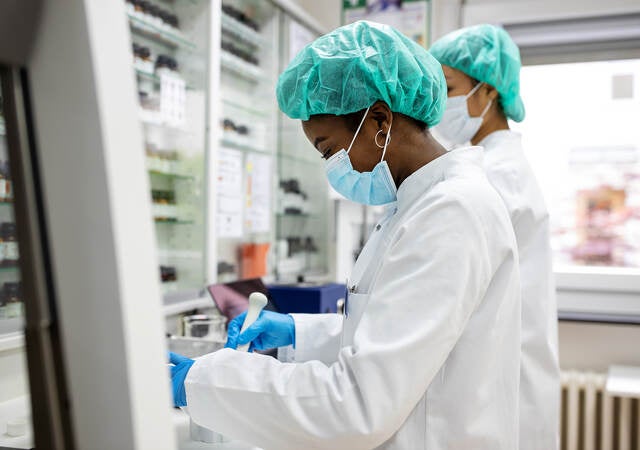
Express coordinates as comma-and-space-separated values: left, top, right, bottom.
220, 50, 265, 82
154, 219, 195, 225
0, 331, 24, 351
139, 111, 192, 133
221, 12, 266, 48
127, 13, 197, 51
221, 97, 270, 118
220, 135, 271, 154
157, 249, 203, 260
0, 264, 19, 272
276, 213, 319, 219
163, 296, 212, 317
148, 169, 195, 181
277, 151, 319, 165
135, 68, 195, 90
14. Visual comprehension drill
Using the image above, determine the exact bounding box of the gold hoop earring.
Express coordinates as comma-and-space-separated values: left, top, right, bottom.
375, 130, 389, 149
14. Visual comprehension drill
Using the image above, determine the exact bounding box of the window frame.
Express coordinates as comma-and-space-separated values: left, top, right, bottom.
505, 14, 640, 323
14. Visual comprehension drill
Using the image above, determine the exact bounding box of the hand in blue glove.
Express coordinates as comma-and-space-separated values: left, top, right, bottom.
168, 351, 194, 407
225, 310, 295, 351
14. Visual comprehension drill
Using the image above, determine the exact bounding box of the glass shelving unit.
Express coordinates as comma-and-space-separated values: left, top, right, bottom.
127, 12, 197, 51
214, 0, 280, 283
125, 0, 212, 299
273, 16, 328, 282
0, 80, 23, 330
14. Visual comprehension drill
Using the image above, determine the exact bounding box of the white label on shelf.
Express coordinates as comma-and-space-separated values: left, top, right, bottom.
160, 73, 186, 127
217, 148, 244, 238
245, 153, 272, 233
5, 243, 18, 261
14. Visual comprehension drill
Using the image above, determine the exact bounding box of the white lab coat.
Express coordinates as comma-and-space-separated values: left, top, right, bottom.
479, 130, 560, 450
185, 147, 521, 450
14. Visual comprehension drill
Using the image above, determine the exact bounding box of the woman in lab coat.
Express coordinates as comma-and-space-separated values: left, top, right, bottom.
169, 20, 522, 449
430, 24, 561, 450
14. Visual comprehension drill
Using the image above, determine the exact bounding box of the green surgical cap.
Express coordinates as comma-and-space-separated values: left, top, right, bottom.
430, 24, 525, 122
276, 20, 447, 127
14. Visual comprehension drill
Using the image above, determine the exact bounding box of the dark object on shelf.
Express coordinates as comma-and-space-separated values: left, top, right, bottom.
129, 0, 181, 30
160, 265, 177, 283
217, 261, 236, 275
156, 54, 178, 71
283, 207, 302, 215
220, 40, 259, 66
304, 237, 318, 253
222, 118, 236, 131
128, 0, 174, 28
284, 236, 317, 256
133, 43, 152, 61
221, 4, 260, 32
280, 179, 308, 199
221, 117, 251, 136
1, 222, 19, 263
151, 189, 176, 204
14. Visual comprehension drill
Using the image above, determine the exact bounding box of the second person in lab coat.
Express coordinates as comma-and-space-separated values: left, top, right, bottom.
169, 20, 522, 449
430, 23, 561, 450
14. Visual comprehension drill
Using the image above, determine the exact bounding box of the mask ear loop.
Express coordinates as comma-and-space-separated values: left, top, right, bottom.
479, 98, 493, 118
466, 82, 493, 119
346, 106, 371, 155
465, 81, 484, 99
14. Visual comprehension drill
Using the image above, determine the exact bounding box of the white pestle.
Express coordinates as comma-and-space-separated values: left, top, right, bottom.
237, 292, 268, 352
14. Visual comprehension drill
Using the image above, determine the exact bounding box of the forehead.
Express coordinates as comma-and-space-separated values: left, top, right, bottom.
442, 65, 473, 84
302, 115, 347, 137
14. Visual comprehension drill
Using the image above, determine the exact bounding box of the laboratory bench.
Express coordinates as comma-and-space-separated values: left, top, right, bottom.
0, 396, 260, 449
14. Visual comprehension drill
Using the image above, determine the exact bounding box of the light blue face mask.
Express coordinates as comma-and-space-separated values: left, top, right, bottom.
325, 106, 397, 205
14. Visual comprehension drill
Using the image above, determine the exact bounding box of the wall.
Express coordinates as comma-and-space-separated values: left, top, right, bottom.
295, 0, 341, 31
293, 0, 465, 42
461, 0, 640, 27
0, 344, 27, 403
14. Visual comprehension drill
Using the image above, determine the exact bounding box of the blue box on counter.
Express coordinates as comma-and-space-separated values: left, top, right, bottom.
267, 283, 346, 314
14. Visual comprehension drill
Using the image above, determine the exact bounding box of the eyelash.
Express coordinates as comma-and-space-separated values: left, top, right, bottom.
321, 148, 332, 160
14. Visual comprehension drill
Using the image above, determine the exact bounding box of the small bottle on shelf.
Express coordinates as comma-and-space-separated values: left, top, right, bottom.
5, 163, 12, 202
3, 223, 19, 264
125, 0, 136, 15
133, 0, 146, 19
0, 224, 5, 268
147, 4, 163, 28
4, 282, 22, 319
0, 288, 5, 319
0, 163, 7, 202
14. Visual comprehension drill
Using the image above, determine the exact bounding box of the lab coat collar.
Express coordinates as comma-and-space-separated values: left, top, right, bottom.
396, 146, 483, 212
477, 129, 521, 150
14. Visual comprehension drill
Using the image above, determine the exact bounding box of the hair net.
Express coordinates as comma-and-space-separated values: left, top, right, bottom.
276, 20, 447, 127
430, 24, 525, 122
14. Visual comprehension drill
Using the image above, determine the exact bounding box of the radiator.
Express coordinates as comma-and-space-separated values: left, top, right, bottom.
561, 370, 640, 450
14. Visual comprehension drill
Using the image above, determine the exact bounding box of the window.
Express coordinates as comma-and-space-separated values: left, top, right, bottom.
513, 58, 640, 270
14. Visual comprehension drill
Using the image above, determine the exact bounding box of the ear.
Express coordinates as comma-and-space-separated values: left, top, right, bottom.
483, 84, 499, 101
369, 101, 393, 133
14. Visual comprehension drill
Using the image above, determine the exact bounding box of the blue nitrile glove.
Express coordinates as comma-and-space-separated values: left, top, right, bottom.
225, 310, 295, 351
168, 351, 195, 407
